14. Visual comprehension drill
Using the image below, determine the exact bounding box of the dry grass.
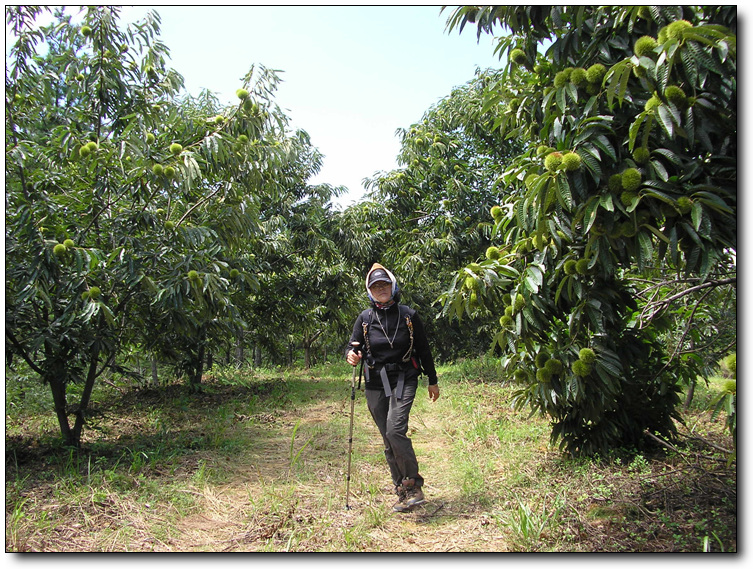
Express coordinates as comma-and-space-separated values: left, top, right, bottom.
5, 362, 737, 552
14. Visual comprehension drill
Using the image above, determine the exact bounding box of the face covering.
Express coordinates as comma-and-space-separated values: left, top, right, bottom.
373, 298, 395, 309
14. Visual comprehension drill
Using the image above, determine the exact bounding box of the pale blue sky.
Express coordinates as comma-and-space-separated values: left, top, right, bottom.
118, 5, 505, 208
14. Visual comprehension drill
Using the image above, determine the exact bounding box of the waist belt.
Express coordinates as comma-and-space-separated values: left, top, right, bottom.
365, 362, 408, 400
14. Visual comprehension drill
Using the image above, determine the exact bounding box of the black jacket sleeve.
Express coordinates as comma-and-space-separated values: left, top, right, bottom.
347, 311, 367, 357
410, 310, 438, 385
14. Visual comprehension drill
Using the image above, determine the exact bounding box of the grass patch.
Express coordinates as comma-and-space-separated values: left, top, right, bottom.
5, 359, 736, 552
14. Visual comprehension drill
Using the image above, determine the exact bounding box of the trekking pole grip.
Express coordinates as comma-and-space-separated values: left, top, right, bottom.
350, 341, 363, 389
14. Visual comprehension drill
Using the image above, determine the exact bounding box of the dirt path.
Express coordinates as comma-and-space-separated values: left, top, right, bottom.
167, 391, 513, 552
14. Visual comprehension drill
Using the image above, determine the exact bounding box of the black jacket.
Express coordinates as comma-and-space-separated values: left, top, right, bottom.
348, 303, 438, 390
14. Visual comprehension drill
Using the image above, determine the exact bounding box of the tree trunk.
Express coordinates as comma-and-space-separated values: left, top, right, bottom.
189, 357, 204, 392
302, 331, 322, 369
303, 341, 311, 369
683, 337, 696, 411
683, 378, 696, 412
71, 342, 102, 445
235, 326, 244, 364
190, 328, 206, 392
254, 345, 262, 368
151, 357, 159, 386
190, 349, 204, 391
48, 375, 75, 447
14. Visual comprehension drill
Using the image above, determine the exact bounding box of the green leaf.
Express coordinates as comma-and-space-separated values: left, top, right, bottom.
565, 82, 579, 105
656, 105, 675, 138
638, 230, 653, 263
556, 174, 573, 210
553, 116, 563, 140
100, 302, 116, 326
541, 177, 557, 213
579, 150, 602, 178
556, 86, 567, 114
628, 112, 647, 152
652, 148, 683, 166
681, 221, 702, 247
606, 59, 630, 108
641, 186, 678, 205
583, 197, 599, 233
644, 224, 671, 244
617, 62, 632, 105
649, 158, 669, 182
81, 300, 99, 323
667, 224, 679, 265
599, 193, 614, 212
481, 92, 503, 115
516, 199, 528, 228
593, 135, 617, 162
526, 264, 544, 287
524, 273, 540, 294
692, 190, 734, 214
691, 201, 703, 232
182, 154, 202, 188
684, 106, 696, 148
555, 275, 570, 305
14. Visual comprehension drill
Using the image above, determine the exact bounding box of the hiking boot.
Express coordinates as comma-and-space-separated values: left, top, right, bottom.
392, 479, 425, 512
392, 485, 408, 512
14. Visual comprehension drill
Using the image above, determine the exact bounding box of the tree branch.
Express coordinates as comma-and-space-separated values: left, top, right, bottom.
653, 277, 736, 307
177, 185, 223, 227
644, 430, 730, 464
5, 329, 43, 375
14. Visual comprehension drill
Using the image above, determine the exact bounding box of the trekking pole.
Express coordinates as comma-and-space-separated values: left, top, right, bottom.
345, 341, 361, 510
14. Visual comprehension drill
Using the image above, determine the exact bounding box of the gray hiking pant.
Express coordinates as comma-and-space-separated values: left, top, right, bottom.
365, 381, 424, 488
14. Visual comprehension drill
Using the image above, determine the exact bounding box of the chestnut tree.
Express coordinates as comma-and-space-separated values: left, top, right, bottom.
439, 6, 736, 456
5, 6, 337, 446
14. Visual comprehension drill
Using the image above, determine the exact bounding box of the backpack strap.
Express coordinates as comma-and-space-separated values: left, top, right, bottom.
362, 306, 414, 363
401, 310, 414, 363
361, 309, 375, 386
361, 309, 373, 363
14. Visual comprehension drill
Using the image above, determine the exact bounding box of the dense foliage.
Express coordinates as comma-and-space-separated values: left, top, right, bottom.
437, 6, 736, 455
5, 6, 355, 446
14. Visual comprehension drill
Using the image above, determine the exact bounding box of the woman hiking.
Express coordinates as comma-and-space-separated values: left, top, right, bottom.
346, 263, 440, 512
